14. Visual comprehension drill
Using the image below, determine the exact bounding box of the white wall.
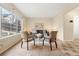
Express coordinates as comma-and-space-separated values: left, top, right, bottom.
64, 7, 79, 40
27, 18, 53, 31
51, 12, 74, 41
27, 17, 64, 40
52, 15, 64, 41
0, 34, 21, 54
63, 7, 79, 40
64, 14, 74, 41
74, 16, 79, 39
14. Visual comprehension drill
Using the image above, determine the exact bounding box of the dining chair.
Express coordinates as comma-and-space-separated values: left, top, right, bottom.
21, 31, 34, 50
42, 30, 49, 46
49, 31, 58, 50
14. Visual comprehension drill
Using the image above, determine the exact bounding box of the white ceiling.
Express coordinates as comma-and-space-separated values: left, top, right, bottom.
67, 7, 79, 17
14, 3, 79, 18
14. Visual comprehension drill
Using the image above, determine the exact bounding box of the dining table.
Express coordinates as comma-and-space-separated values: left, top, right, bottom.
31, 29, 50, 46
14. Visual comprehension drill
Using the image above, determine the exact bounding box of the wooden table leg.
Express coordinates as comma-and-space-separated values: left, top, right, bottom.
34, 39, 35, 46
27, 42, 29, 50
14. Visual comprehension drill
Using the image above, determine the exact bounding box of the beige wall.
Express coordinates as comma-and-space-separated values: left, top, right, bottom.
74, 16, 79, 39
27, 17, 63, 40
63, 6, 79, 41
64, 14, 74, 41
66, 7, 79, 40
52, 13, 74, 41
52, 5, 79, 41
52, 15, 64, 40
22, 18, 28, 31
27, 18, 53, 31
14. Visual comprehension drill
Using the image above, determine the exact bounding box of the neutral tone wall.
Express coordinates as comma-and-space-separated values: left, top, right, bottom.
52, 5, 79, 41
0, 34, 21, 54
66, 7, 79, 40
64, 14, 74, 41
27, 17, 63, 40
74, 16, 79, 39
63, 7, 79, 40
23, 18, 29, 31
52, 13, 74, 41
27, 18, 53, 31
52, 15, 64, 40
73, 16, 79, 39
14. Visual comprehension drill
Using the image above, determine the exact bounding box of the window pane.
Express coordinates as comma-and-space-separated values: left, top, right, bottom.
0, 6, 21, 38
1, 8, 11, 37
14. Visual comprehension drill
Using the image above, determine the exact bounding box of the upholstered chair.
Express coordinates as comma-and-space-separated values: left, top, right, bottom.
21, 31, 34, 50
49, 31, 58, 50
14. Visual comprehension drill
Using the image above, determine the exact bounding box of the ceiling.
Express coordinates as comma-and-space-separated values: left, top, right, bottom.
67, 7, 79, 17
14, 3, 79, 18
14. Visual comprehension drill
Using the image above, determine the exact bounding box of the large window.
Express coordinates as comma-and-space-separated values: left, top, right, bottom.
0, 6, 21, 38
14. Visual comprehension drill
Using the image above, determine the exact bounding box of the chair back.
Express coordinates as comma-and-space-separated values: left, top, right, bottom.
50, 31, 58, 41
21, 31, 29, 39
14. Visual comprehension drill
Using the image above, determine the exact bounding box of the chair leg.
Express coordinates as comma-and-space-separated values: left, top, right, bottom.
50, 42, 52, 51
21, 41, 23, 48
43, 40, 44, 46
27, 42, 29, 50
55, 41, 58, 48
43, 37, 45, 46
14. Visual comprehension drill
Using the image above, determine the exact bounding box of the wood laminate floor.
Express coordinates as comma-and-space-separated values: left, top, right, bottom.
1, 39, 79, 56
